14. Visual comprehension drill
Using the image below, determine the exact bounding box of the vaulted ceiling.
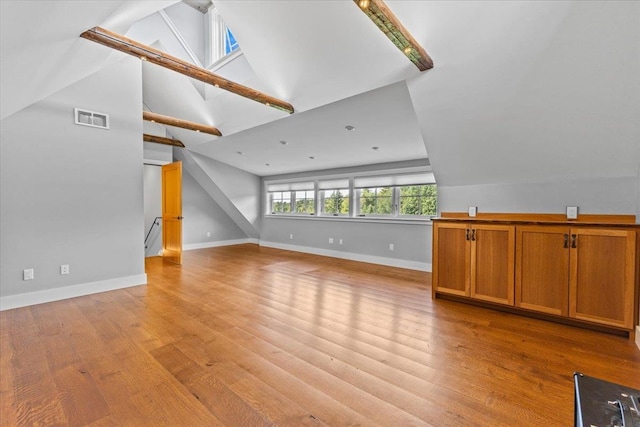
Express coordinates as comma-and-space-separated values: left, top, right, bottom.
2, 1, 638, 181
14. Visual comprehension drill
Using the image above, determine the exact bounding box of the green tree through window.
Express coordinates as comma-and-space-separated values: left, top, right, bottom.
359, 187, 393, 215
399, 185, 437, 216
323, 190, 350, 215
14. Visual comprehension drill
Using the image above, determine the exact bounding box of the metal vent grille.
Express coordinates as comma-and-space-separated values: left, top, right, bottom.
74, 108, 109, 129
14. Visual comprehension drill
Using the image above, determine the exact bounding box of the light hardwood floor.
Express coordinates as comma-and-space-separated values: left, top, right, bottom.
1, 244, 639, 426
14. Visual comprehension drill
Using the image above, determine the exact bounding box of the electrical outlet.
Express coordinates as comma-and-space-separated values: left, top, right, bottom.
289, 234, 293, 240
60, 264, 69, 275
329, 238, 334, 244
566, 206, 578, 220
23, 269, 34, 281
339, 239, 343, 245
468, 206, 478, 217
389, 243, 394, 251
206, 231, 211, 238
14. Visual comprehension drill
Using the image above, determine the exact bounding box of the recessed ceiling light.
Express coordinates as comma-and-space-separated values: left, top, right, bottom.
280, 140, 288, 145
236, 151, 244, 155
372, 146, 380, 151
345, 125, 356, 132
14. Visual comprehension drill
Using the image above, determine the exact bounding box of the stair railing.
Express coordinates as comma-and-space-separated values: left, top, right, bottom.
144, 217, 162, 249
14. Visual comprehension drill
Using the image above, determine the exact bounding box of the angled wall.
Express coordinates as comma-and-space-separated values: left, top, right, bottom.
181, 169, 249, 248
409, 2, 640, 216
175, 148, 262, 239
0, 57, 146, 310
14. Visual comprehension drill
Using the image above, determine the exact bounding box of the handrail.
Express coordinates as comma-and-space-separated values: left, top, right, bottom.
144, 217, 162, 249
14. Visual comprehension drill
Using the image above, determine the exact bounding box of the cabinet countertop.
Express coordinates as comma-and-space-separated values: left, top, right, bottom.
432, 216, 640, 229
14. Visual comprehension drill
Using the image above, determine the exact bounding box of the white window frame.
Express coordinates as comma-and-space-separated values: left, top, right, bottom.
318, 178, 351, 217
206, 6, 241, 68
267, 182, 315, 216
264, 171, 436, 221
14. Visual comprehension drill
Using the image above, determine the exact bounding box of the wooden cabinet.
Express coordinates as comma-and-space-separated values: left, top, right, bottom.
433, 222, 514, 306
569, 228, 636, 329
515, 226, 570, 316
432, 222, 469, 297
433, 214, 639, 334
515, 226, 636, 329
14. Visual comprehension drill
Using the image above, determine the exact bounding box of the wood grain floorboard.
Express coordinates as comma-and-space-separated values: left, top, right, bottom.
1, 243, 639, 426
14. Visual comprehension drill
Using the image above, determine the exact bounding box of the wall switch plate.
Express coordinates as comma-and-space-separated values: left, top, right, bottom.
23, 269, 34, 280
329, 238, 334, 244
468, 206, 478, 217
389, 243, 394, 251
566, 206, 578, 220
60, 264, 70, 275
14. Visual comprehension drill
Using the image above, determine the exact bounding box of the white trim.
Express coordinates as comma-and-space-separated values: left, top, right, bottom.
264, 214, 433, 226
183, 238, 259, 251
259, 240, 431, 272
636, 325, 640, 350
159, 10, 204, 68
143, 159, 171, 166
0, 274, 147, 311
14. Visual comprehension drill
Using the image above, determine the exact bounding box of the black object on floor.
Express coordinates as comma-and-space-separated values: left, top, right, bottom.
574, 372, 640, 427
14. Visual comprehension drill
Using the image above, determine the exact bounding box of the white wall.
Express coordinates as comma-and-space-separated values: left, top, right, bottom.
182, 169, 248, 247
637, 165, 640, 223
261, 217, 431, 271
439, 176, 637, 215
0, 57, 146, 310
260, 161, 433, 271
176, 149, 262, 238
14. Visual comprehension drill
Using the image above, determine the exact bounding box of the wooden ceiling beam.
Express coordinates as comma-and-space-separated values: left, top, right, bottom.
80, 26, 294, 114
355, 0, 433, 71
143, 133, 185, 148
143, 111, 222, 136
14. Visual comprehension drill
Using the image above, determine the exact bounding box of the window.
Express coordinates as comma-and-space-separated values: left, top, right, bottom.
319, 179, 350, 216
399, 184, 438, 217
270, 191, 291, 214
224, 27, 239, 55
294, 190, 315, 214
358, 187, 393, 215
266, 172, 436, 220
322, 189, 350, 215
355, 173, 436, 218
207, 7, 241, 66
267, 182, 314, 215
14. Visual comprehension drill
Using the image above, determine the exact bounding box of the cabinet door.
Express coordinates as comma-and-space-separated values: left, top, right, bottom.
470, 224, 515, 305
515, 226, 570, 315
569, 228, 636, 329
433, 222, 470, 296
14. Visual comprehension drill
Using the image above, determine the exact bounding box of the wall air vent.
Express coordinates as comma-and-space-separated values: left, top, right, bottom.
74, 108, 109, 130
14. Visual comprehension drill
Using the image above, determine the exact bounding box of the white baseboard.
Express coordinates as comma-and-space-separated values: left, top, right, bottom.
0, 274, 147, 311
259, 240, 431, 272
183, 238, 259, 251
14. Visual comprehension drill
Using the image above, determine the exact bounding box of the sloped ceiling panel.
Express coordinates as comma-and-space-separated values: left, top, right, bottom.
0, 0, 178, 120
407, 1, 640, 186
212, 0, 422, 113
